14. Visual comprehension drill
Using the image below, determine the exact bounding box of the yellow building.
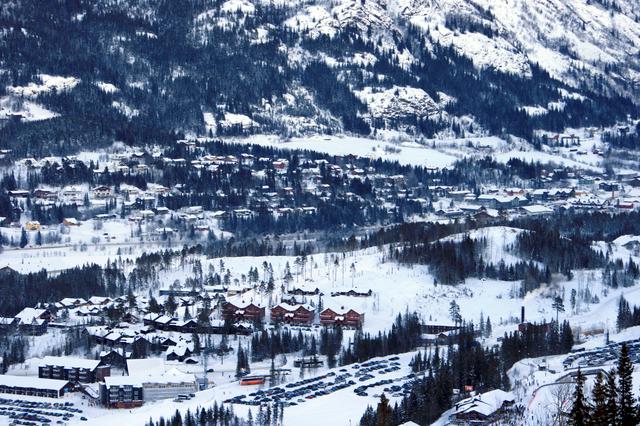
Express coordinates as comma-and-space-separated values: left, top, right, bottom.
25, 221, 41, 231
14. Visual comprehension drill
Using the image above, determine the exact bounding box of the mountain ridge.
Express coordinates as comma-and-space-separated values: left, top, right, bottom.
0, 0, 638, 155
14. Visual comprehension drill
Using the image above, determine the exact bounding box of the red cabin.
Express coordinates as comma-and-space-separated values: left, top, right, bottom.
222, 301, 265, 322
319, 307, 364, 327
271, 303, 315, 325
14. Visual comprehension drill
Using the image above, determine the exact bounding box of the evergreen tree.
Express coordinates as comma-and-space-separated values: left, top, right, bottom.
164, 294, 177, 316
569, 368, 590, 426
590, 372, 607, 426
485, 316, 492, 337
148, 296, 162, 314
374, 394, 393, 426
19, 228, 28, 248
617, 296, 632, 331
604, 369, 619, 426
235, 345, 249, 378
449, 300, 461, 325
617, 344, 636, 425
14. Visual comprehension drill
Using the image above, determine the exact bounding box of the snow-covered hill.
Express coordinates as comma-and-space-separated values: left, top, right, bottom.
2, 0, 639, 154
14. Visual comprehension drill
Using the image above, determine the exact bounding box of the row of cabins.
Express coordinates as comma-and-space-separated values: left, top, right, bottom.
9, 185, 114, 201
222, 301, 365, 327
142, 313, 253, 335
89, 325, 192, 350
90, 326, 203, 364
1, 297, 112, 335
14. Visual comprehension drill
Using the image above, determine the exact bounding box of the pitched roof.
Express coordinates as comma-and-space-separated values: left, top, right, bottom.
14, 308, 46, 323
274, 303, 315, 312
453, 389, 515, 417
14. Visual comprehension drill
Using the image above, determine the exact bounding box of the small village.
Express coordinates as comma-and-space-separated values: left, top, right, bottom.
1, 130, 640, 425
1, 132, 639, 253
0, 275, 529, 425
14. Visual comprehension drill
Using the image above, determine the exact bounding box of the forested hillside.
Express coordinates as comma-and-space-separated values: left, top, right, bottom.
0, 0, 638, 156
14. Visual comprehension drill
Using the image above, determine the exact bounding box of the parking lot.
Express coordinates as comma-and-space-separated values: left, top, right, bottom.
224, 355, 418, 408
0, 397, 86, 425
563, 337, 640, 370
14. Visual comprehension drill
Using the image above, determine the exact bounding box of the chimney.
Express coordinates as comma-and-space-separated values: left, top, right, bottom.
521, 306, 525, 324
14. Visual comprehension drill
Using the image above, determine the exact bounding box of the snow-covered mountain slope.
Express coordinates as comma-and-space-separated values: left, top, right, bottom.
1, 0, 639, 154
287, 0, 640, 96
259, 0, 640, 136
451, 0, 640, 94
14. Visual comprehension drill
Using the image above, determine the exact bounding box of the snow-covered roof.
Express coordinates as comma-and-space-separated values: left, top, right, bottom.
321, 303, 362, 316
105, 370, 196, 388
228, 299, 264, 309
477, 194, 496, 200
39, 356, 101, 370
613, 235, 640, 247
275, 302, 315, 312
88, 296, 110, 305
453, 389, 514, 417
14, 307, 46, 323
104, 376, 143, 388
0, 375, 69, 391
58, 297, 87, 307
521, 204, 554, 214
127, 358, 165, 377
154, 315, 175, 324
422, 319, 456, 327
166, 345, 191, 357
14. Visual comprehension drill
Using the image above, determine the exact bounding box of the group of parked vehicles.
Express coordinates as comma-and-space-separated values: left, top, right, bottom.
225, 355, 411, 407
0, 398, 86, 425
563, 338, 640, 369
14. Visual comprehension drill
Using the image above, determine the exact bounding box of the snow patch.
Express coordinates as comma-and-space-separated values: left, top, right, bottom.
220, 0, 255, 15
7, 74, 80, 98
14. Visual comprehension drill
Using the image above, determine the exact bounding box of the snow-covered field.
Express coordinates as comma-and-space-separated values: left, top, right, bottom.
224, 127, 626, 174
136, 227, 640, 340
0, 219, 185, 273
7, 224, 639, 338
227, 134, 461, 169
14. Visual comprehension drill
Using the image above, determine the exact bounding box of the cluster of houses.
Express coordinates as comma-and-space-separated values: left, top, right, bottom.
432, 175, 640, 222
4, 138, 640, 242
0, 295, 137, 336
0, 307, 54, 336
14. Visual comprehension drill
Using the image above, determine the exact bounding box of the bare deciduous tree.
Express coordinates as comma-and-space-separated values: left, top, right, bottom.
545, 382, 573, 426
